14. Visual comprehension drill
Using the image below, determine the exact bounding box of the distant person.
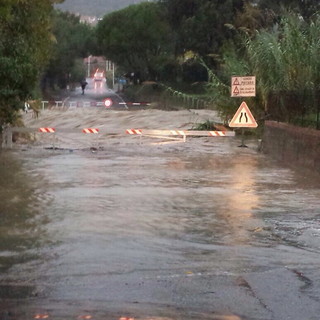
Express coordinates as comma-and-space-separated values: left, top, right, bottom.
80, 79, 88, 95
24, 101, 30, 113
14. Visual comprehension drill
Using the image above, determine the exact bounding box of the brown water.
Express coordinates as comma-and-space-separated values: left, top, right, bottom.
0, 108, 320, 320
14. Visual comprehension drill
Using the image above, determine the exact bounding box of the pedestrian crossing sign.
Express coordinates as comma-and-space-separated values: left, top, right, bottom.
229, 101, 258, 128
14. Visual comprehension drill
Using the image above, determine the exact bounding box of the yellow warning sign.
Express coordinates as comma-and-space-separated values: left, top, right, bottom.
229, 101, 258, 128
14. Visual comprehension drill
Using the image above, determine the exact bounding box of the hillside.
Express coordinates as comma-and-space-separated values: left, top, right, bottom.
55, 0, 151, 18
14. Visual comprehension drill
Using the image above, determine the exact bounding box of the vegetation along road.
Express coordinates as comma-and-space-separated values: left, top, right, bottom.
0, 1, 319, 319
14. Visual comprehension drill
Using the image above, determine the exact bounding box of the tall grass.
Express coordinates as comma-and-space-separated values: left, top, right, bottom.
205, 12, 320, 126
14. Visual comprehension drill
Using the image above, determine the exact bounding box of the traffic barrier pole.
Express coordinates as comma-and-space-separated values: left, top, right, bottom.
38, 127, 56, 149
1, 126, 12, 149
82, 128, 100, 150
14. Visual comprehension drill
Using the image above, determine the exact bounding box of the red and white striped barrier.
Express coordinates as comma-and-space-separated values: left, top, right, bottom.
125, 129, 235, 137
39, 127, 55, 133
78, 315, 92, 319
208, 131, 226, 136
34, 314, 49, 319
2, 126, 236, 149
126, 129, 142, 135
170, 130, 186, 136
119, 102, 150, 106
82, 128, 99, 134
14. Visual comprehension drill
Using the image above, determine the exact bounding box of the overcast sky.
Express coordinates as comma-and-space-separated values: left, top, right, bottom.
55, 0, 150, 17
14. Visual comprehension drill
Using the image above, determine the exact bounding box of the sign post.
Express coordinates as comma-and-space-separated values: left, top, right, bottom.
231, 76, 256, 97
229, 101, 258, 147
230, 75, 257, 147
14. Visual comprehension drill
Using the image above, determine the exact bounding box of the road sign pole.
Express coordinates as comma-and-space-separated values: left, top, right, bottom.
239, 128, 248, 148
112, 63, 115, 89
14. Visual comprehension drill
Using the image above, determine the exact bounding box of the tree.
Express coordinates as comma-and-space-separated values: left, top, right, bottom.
232, 1, 275, 34
96, 2, 175, 81
43, 10, 95, 90
0, 0, 59, 126
257, 0, 320, 20
160, 0, 244, 58
204, 12, 320, 124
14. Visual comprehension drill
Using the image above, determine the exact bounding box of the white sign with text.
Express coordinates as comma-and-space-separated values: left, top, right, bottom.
231, 76, 256, 97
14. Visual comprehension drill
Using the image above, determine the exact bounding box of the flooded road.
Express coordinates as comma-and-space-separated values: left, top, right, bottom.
0, 107, 320, 320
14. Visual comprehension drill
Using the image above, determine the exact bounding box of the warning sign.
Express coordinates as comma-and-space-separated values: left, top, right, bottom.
229, 101, 258, 128
231, 76, 256, 97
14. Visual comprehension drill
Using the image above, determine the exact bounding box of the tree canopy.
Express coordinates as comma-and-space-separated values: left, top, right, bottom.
96, 2, 174, 81
0, 0, 58, 126
160, 0, 244, 57
258, 0, 320, 20
44, 10, 95, 89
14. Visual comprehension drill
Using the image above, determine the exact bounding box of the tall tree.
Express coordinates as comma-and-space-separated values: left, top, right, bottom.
160, 0, 244, 58
257, 0, 320, 20
44, 10, 95, 90
0, 0, 59, 126
96, 2, 174, 81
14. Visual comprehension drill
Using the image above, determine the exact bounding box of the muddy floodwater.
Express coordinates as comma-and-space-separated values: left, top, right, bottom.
0, 108, 320, 320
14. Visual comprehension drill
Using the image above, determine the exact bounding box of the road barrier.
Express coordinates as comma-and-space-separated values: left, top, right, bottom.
2, 126, 235, 149
125, 129, 235, 143
34, 314, 49, 319
39, 127, 55, 133
119, 102, 151, 106
82, 128, 99, 134
38, 100, 151, 110
126, 129, 235, 137
126, 129, 142, 135
40, 100, 105, 109
126, 129, 234, 137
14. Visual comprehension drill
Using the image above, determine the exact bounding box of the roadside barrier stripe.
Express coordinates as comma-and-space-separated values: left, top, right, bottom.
34, 314, 49, 319
119, 102, 150, 106
13, 127, 235, 137
37, 128, 230, 136
170, 130, 186, 135
39, 127, 55, 133
126, 129, 142, 135
82, 128, 99, 134
126, 129, 234, 137
209, 131, 226, 136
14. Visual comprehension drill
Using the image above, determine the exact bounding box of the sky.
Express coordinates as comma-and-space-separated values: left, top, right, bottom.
55, 0, 150, 17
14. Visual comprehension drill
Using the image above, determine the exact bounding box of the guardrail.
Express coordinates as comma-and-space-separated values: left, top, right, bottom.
2, 127, 235, 149
36, 100, 151, 110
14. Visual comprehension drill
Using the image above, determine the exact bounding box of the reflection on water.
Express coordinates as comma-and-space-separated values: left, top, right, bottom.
0, 152, 48, 274
223, 156, 260, 245
165, 154, 261, 246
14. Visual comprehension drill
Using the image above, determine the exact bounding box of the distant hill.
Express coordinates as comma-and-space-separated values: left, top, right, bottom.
55, 0, 152, 18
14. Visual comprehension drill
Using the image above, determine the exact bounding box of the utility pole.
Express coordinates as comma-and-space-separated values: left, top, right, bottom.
87, 55, 92, 78
112, 62, 115, 89
106, 60, 115, 89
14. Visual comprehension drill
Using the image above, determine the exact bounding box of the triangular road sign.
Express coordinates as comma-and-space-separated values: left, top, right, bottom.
233, 86, 240, 95
229, 101, 258, 128
233, 78, 240, 85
